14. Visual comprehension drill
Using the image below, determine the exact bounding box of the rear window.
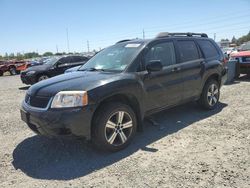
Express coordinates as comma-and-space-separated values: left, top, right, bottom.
177, 41, 199, 62
197, 40, 219, 59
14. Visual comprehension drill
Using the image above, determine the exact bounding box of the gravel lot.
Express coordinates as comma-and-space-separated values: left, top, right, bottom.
0, 75, 249, 188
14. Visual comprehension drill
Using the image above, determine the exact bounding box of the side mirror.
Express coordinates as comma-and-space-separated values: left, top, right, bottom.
146, 60, 163, 72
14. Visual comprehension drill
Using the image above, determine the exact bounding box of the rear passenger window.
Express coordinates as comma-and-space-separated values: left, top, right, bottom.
71, 56, 83, 63
177, 41, 199, 62
197, 40, 219, 58
146, 42, 176, 67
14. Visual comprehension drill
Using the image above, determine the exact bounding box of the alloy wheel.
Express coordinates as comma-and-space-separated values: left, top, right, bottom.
207, 84, 219, 106
105, 111, 133, 146
38, 75, 49, 82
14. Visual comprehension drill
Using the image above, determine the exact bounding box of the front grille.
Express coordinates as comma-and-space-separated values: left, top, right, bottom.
25, 94, 51, 108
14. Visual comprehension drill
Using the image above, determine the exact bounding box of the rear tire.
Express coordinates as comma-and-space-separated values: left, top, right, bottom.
92, 102, 137, 152
199, 79, 220, 110
0, 70, 3, 76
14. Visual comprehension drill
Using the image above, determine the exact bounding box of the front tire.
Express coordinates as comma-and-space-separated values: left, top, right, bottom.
37, 74, 49, 82
199, 79, 220, 110
92, 102, 137, 152
9, 67, 17, 75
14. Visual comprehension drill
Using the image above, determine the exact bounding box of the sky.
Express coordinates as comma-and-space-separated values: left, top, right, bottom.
0, 0, 250, 55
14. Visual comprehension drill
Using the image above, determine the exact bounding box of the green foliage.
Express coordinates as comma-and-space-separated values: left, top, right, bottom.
23, 52, 39, 59
231, 36, 237, 44
43, 52, 53, 56
236, 31, 250, 45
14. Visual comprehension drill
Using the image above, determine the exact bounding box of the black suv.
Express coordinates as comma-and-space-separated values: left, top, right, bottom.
20, 33, 227, 151
20, 55, 89, 85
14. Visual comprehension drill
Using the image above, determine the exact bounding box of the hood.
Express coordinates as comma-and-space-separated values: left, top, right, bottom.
25, 63, 52, 72
27, 71, 120, 97
231, 50, 250, 57
65, 65, 81, 73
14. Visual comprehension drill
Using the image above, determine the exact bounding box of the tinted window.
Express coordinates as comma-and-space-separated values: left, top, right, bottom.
197, 40, 219, 58
71, 56, 84, 63
146, 42, 176, 67
177, 41, 199, 62
80, 56, 89, 61
59, 57, 71, 64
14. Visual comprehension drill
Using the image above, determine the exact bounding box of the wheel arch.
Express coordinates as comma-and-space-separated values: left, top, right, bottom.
202, 72, 221, 89
91, 93, 143, 137
8, 65, 16, 70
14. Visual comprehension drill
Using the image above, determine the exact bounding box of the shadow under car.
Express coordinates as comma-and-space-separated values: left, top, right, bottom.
12, 101, 227, 180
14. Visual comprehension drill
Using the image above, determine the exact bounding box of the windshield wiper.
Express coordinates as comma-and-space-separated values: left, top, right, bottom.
79, 68, 105, 72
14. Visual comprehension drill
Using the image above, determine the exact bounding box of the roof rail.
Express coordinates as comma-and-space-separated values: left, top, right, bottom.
156, 32, 208, 38
116, 39, 132, 44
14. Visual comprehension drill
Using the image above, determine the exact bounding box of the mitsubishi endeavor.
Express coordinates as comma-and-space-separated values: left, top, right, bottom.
21, 32, 227, 151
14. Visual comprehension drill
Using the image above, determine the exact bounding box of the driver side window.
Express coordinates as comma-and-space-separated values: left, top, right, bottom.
57, 57, 71, 67
145, 42, 176, 67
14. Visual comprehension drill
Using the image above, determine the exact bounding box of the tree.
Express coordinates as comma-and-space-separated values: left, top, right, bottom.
16, 52, 23, 60
231, 36, 237, 44
23, 52, 39, 59
237, 31, 250, 45
43, 52, 53, 56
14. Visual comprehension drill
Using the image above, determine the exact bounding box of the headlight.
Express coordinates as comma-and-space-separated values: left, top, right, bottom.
26, 71, 36, 75
51, 91, 88, 108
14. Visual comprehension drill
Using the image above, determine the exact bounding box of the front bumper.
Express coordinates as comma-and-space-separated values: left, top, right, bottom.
20, 73, 37, 85
21, 101, 96, 140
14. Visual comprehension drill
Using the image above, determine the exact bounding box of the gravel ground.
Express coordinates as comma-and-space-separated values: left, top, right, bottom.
0, 75, 249, 188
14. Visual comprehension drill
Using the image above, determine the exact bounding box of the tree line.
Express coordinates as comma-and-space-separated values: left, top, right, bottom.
0, 52, 68, 61
220, 31, 250, 46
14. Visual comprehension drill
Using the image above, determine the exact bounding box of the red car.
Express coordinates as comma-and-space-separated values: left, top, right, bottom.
0, 60, 27, 76
230, 51, 250, 77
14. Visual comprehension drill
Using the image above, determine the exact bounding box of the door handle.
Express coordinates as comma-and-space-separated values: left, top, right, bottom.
171, 67, 181, 72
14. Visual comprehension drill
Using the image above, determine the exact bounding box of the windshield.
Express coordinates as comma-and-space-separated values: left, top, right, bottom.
79, 42, 143, 72
45, 57, 59, 65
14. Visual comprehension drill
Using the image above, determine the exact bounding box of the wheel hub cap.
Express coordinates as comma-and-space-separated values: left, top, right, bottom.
207, 84, 219, 106
105, 111, 133, 146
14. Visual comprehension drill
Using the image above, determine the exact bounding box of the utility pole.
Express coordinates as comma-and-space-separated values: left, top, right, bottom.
214, 33, 216, 41
143, 29, 145, 39
56, 45, 58, 53
87, 40, 90, 53
66, 28, 70, 53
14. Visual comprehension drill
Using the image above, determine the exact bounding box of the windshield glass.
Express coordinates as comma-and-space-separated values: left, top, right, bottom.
45, 57, 59, 65
79, 42, 143, 72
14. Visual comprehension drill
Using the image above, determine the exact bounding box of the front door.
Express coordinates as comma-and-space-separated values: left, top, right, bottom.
54, 56, 72, 75
141, 40, 183, 112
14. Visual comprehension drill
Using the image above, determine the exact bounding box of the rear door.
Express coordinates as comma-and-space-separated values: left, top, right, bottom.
175, 40, 203, 100
142, 40, 183, 111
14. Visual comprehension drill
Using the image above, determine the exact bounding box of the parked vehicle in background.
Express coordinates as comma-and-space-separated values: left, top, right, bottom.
20, 55, 89, 84
64, 65, 81, 73
238, 41, 250, 51
230, 50, 250, 77
21, 32, 227, 151
0, 60, 27, 76
222, 47, 236, 59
